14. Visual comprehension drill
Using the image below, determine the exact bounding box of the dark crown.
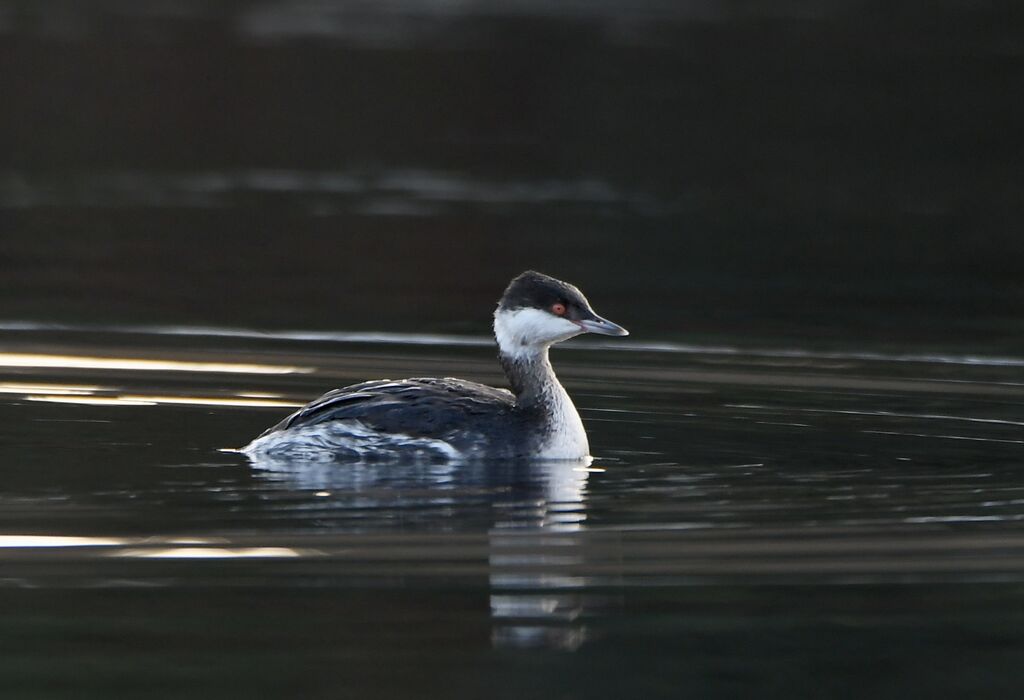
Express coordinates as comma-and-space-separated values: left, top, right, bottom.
498, 271, 591, 313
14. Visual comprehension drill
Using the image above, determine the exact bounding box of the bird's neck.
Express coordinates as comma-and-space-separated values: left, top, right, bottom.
498, 346, 561, 409
497, 344, 589, 459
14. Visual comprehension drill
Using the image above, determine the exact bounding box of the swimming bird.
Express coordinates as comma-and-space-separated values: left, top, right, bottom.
243, 271, 628, 462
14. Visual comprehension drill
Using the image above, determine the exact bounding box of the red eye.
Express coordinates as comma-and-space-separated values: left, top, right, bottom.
551, 303, 566, 316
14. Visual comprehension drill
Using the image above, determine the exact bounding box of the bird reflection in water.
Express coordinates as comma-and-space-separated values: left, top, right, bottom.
246, 452, 609, 651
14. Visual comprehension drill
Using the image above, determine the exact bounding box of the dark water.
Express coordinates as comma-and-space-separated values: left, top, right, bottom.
2, 325, 1024, 698
2, 0, 1023, 350
2, 1, 1024, 698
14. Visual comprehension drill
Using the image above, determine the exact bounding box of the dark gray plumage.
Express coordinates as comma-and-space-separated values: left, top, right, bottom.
259, 377, 543, 459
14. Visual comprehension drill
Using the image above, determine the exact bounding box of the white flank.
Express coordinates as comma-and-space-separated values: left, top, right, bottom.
242, 420, 463, 463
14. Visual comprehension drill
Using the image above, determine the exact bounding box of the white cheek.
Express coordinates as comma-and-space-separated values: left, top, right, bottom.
494, 308, 581, 355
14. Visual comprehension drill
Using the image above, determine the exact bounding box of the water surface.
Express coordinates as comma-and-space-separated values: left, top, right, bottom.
2, 323, 1023, 697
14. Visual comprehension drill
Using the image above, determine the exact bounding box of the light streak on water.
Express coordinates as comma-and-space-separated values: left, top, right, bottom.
0, 352, 312, 375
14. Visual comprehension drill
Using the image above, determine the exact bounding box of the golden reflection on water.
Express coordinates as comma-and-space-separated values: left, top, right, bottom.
0, 382, 103, 395
4, 379, 304, 408
0, 535, 133, 548
27, 394, 302, 408
0, 352, 312, 374
0, 536, 305, 559
110, 547, 305, 559
120, 395, 302, 408
26, 396, 158, 406
2, 353, 308, 408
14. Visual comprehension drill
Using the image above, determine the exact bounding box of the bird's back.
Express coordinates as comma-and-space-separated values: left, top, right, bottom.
247, 377, 534, 461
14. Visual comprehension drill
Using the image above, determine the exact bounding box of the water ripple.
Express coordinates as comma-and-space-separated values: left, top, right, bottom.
3, 320, 1024, 368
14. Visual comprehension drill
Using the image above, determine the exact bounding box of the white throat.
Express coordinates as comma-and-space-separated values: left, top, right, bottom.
493, 307, 582, 359
493, 307, 589, 459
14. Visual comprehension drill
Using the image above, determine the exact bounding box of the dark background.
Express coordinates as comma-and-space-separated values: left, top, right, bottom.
1, 0, 1022, 351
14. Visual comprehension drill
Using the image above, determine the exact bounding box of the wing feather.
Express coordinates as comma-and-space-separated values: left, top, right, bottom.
263, 377, 517, 441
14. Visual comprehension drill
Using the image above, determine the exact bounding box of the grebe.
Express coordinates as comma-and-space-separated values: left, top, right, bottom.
243, 271, 628, 462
